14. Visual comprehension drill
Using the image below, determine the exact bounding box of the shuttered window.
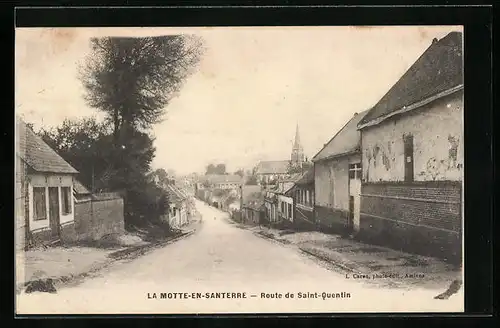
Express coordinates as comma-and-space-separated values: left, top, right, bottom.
61, 187, 72, 215
33, 187, 47, 221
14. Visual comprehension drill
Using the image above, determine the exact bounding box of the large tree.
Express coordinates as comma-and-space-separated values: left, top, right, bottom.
205, 163, 226, 175
79, 35, 204, 145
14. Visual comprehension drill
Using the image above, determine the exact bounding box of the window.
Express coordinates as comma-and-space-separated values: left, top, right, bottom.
306, 190, 310, 206
288, 204, 292, 219
349, 163, 362, 179
33, 187, 47, 221
61, 187, 72, 215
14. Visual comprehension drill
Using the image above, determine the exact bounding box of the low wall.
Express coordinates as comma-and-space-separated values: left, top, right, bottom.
314, 205, 350, 235
60, 221, 77, 242
359, 181, 462, 263
294, 205, 315, 231
74, 196, 125, 241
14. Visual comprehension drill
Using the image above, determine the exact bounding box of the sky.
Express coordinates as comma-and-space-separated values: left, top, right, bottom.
15, 26, 462, 176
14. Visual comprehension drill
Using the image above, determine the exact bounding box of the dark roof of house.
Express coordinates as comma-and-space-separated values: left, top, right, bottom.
312, 110, 369, 162
16, 117, 78, 174
73, 179, 91, 194
165, 184, 188, 204
359, 31, 463, 127
255, 160, 289, 175
295, 167, 314, 186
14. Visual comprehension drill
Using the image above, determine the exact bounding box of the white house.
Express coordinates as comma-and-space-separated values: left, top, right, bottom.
16, 118, 79, 250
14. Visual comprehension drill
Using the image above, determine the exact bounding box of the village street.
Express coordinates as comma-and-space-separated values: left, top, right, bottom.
16, 200, 462, 314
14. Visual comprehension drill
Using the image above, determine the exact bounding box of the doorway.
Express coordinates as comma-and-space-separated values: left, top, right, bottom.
48, 187, 60, 239
349, 162, 362, 233
348, 196, 355, 233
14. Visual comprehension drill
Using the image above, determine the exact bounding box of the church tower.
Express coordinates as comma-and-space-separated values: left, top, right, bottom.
291, 124, 305, 165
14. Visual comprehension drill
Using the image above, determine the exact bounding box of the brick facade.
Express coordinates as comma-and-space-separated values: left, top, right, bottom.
74, 197, 125, 241
359, 181, 462, 263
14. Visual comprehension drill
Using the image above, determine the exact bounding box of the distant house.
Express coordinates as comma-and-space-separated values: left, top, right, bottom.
198, 174, 243, 190
164, 183, 190, 229
312, 110, 369, 235
356, 32, 463, 262
255, 160, 290, 185
16, 118, 79, 250
241, 185, 264, 225
289, 167, 315, 230
275, 174, 302, 227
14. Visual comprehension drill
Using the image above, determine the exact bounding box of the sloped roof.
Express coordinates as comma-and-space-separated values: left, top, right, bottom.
312, 110, 369, 162
255, 160, 289, 175
16, 117, 78, 174
203, 174, 243, 184
73, 179, 91, 194
295, 167, 314, 186
359, 31, 463, 127
165, 184, 188, 204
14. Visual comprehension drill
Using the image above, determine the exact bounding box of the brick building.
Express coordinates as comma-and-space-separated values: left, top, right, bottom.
356, 31, 463, 262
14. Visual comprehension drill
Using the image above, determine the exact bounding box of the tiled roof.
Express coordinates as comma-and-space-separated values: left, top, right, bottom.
73, 179, 91, 194
359, 31, 463, 127
16, 117, 78, 174
312, 110, 369, 162
165, 184, 188, 204
255, 160, 289, 175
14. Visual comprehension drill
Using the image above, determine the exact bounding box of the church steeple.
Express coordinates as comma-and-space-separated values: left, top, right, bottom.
291, 123, 305, 165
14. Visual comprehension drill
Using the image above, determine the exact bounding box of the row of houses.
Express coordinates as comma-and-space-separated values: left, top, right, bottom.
240, 31, 463, 262
194, 174, 243, 209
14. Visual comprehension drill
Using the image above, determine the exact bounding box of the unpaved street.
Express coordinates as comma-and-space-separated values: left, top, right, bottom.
17, 200, 463, 314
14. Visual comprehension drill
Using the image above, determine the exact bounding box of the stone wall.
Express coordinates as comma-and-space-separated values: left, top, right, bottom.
74, 196, 125, 241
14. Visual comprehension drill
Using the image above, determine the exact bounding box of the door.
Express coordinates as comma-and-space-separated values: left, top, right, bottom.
404, 134, 414, 182
349, 163, 362, 233
48, 187, 60, 239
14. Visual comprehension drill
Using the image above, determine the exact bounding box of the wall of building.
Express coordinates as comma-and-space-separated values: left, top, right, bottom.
361, 91, 463, 183
314, 154, 360, 233
278, 195, 293, 222
15, 158, 27, 251
359, 182, 462, 262
74, 196, 125, 241
315, 205, 349, 234
28, 173, 75, 231
358, 92, 463, 263
315, 157, 350, 210
314, 161, 333, 207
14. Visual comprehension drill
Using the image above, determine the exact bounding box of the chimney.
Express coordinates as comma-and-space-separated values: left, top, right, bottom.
432, 37, 438, 44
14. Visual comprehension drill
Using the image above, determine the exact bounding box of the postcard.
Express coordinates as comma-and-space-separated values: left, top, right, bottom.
15, 25, 464, 314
